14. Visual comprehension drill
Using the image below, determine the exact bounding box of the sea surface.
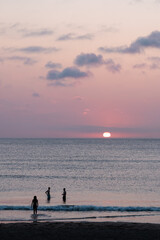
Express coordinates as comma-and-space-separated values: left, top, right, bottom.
1, 138, 160, 223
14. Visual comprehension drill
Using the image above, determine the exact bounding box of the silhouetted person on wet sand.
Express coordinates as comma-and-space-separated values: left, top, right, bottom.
31, 196, 38, 214
45, 187, 51, 201
62, 188, 66, 203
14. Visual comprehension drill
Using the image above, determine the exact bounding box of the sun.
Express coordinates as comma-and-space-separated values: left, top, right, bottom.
103, 132, 111, 138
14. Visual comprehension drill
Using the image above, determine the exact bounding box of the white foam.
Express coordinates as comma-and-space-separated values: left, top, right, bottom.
0, 205, 160, 212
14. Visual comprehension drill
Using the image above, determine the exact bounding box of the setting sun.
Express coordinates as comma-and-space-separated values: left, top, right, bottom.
103, 132, 111, 138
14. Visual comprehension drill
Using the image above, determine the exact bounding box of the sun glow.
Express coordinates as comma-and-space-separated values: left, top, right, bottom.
103, 132, 111, 138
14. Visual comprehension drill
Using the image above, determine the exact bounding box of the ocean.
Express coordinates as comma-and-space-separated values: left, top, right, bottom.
1, 138, 160, 223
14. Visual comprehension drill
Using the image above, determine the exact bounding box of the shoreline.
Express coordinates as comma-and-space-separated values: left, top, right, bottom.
1, 221, 160, 239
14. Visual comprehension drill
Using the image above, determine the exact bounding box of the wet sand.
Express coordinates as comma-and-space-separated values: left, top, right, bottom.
1, 221, 160, 240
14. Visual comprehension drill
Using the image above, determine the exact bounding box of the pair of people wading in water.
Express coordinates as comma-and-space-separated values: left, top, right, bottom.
45, 187, 67, 203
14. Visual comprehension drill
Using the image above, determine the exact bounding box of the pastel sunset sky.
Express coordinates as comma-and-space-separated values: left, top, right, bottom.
1, 0, 160, 138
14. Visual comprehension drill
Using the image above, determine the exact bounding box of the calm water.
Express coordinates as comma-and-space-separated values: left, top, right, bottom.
1, 138, 160, 223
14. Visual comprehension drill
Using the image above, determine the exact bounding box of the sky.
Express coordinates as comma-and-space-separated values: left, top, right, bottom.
1, 0, 160, 138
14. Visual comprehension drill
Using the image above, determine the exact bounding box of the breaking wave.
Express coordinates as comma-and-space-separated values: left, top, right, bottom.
0, 205, 160, 212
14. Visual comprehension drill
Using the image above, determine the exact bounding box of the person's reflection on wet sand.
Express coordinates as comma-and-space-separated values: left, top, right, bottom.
31, 213, 38, 222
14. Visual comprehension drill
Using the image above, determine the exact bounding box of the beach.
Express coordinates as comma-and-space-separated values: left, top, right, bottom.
1, 221, 160, 240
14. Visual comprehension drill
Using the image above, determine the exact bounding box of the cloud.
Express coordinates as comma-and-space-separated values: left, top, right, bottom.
0, 56, 37, 65
32, 92, 40, 97
0, 27, 6, 35
133, 57, 160, 70
77, 34, 93, 40
74, 53, 104, 66
8, 56, 37, 65
74, 53, 121, 73
0, 22, 17, 36
99, 31, 160, 54
0, 23, 54, 38
57, 33, 73, 41
133, 63, 147, 69
17, 46, 59, 54
47, 67, 89, 80
20, 28, 54, 37
46, 67, 89, 86
129, 0, 143, 4
148, 57, 160, 69
45, 61, 62, 69
57, 33, 93, 41
73, 96, 84, 101
99, 25, 118, 33
105, 59, 121, 73
149, 57, 160, 62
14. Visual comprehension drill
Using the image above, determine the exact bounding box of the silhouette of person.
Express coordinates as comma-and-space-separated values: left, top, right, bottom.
31, 196, 39, 214
62, 188, 66, 203
45, 187, 51, 201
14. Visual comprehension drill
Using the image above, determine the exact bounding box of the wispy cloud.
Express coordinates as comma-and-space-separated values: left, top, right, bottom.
0, 58, 4, 63
105, 59, 121, 73
129, 0, 143, 4
99, 31, 160, 54
133, 63, 147, 69
0, 22, 17, 36
0, 24, 54, 38
73, 96, 84, 101
133, 57, 160, 70
99, 25, 118, 33
0, 56, 37, 65
17, 46, 59, 54
74, 53, 121, 73
148, 57, 160, 69
57, 33, 93, 41
20, 28, 54, 37
8, 56, 37, 65
32, 92, 40, 97
45, 61, 62, 69
0, 27, 6, 35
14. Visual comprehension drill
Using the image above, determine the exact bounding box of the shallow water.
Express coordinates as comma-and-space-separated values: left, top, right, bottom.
0, 138, 160, 223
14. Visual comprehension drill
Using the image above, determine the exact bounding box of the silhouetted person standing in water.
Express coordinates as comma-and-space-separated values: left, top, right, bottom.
31, 196, 38, 214
62, 188, 66, 203
45, 187, 51, 201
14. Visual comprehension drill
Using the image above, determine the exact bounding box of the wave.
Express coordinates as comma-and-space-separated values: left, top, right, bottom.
0, 205, 160, 212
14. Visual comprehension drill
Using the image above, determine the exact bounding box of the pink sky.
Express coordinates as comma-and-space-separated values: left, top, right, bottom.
1, 0, 160, 138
